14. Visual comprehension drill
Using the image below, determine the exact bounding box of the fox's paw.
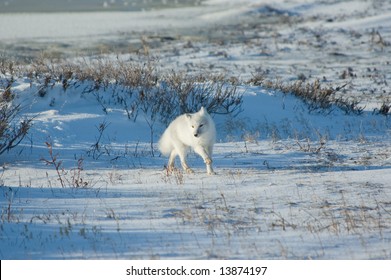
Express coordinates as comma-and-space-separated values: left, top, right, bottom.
185, 168, 195, 174
206, 165, 215, 175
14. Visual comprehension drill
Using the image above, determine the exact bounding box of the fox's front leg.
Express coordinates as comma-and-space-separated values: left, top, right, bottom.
194, 146, 215, 175
205, 160, 215, 175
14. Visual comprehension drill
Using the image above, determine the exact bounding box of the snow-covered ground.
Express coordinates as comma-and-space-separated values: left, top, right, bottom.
1, 0, 391, 259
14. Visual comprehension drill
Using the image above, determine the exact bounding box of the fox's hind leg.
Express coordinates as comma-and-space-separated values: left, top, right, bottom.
181, 162, 194, 174
169, 145, 193, 174
179, 156, 194, 174
167, 150, 177, 173
176, 147, 193, 174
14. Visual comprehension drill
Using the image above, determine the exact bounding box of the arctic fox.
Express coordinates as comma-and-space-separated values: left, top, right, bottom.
158, 107, 216, 175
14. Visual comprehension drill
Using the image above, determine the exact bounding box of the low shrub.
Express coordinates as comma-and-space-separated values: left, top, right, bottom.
0, 75, 32, 156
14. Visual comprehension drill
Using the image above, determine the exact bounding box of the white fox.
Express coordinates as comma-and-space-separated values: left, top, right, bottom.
158, 107, 216, 175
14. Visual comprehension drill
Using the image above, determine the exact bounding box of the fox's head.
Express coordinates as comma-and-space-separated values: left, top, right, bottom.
186, 107, 210, 138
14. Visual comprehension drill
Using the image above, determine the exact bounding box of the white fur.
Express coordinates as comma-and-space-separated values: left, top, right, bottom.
158, 107, 216, 175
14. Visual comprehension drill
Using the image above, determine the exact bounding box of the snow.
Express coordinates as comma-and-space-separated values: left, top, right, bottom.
0, 2, 246, 41
1, 0, 391, 259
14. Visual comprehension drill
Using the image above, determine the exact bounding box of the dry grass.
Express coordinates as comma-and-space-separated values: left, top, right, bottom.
1, 55, 244, 155
12, 56, 243, 121
249, 74, 366, 115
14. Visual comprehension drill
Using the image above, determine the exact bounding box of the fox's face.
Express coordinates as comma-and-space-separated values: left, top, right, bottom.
186, 107, 209, 138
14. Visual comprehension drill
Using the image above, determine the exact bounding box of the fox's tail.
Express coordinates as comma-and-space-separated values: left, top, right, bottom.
158, 130, 173, 156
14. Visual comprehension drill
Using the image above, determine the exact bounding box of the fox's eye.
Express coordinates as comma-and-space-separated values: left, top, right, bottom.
192, 125, 194, 128
199, 124, 204, 128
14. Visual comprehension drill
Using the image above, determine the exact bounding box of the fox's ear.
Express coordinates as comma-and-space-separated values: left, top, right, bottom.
186, 113, 192, 119
199, 106, 206, 114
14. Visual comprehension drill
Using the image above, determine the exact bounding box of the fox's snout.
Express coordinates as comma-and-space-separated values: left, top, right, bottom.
193, 126, 202, 137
